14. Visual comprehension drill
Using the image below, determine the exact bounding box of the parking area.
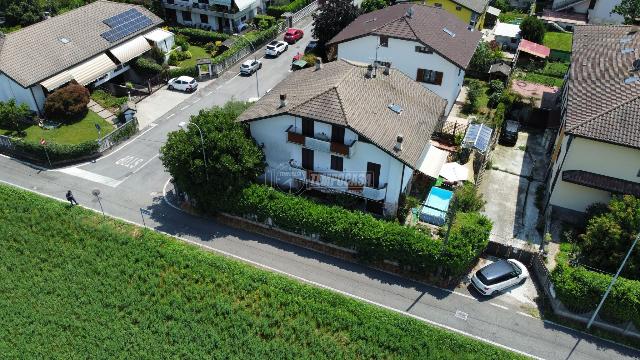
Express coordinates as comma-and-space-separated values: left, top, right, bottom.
478, 129, 554, 249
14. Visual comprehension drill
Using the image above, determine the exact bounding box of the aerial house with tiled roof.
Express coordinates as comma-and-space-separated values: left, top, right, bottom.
327, 4, 482, 116
238, 59, 449, 216
545, 25, 640, 217
0, 1, 173, 114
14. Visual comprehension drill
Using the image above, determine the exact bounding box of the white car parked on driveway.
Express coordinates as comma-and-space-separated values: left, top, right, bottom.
471, 259, 528, 296
167, 76, 198, 92
240, 59, 262, 75
265, 40, 288, 57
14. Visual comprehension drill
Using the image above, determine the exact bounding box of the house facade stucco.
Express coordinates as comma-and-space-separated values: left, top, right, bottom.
337, 35, 464, 115
0, 73, 46, 114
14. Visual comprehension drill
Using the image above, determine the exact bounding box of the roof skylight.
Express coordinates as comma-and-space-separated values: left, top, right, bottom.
624, 76, 640, 85
388, 103, 403, 114
443, 28, 456, 38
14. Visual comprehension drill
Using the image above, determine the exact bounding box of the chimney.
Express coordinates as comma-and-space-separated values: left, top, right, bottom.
365, 64, 374, 78
394, 134, 403, 152
383, 63, 391, 75
315, 57, 322, 70
280, 94, 287, 108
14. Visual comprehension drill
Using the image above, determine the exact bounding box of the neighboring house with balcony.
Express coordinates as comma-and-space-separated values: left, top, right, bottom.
417, 0, 489, 29
550, 0, 624, 24
327, 4, 482, 116
238, 59, 448, 216
545, 25, 640, 219
0, 0, 172, 114
162, 0, 259, 33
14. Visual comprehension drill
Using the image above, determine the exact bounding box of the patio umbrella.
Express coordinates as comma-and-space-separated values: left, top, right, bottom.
439, 162, 469, 182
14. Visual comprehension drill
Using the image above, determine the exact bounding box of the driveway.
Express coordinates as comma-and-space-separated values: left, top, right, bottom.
479, 129, 554, 248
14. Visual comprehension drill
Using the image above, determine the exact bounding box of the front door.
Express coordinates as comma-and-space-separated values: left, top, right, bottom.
302, 148, 314, 170
366, 162, 381, 188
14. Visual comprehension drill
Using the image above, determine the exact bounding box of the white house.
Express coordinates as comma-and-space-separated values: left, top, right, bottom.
238, 59, 449, 216
545, 25, 640, 219
0, 1, 173, 114
551, 0, 624, 25
327, 4, 482, 116
493, 22, 521, 51
161, 0, 259, 33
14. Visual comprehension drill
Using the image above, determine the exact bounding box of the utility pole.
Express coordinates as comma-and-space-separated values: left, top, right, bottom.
587, 232, 640, 329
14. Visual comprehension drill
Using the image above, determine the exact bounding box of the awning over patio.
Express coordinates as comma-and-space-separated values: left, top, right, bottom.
40, 53, 117, 91
143, 28, 173, 43
109, 35, 152, 64
417, 145, 449, 178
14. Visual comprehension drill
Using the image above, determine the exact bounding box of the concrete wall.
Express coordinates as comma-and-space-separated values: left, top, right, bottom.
549, 136, 640, 212
589, 0, 624, 24
337, 35, 465, 115
0, 73, 45, 113
248, 115, 412, 212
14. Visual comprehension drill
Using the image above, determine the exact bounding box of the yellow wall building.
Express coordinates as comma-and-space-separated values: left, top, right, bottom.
421, 0, 489, 29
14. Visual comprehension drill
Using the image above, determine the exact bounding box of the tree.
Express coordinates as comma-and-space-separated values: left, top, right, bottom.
5, 0, 42, 27
452, 182, 486, 213
160, 101, 266, 210
612, 0, 640, 24
519, 16, 546, 44
312, 0, 360, 46
361, 0, 388, 13
578, 196, 640, 280
0, 99, 31, 131
44, 81, 90, 122
469, 42, 503, 73
492, 0, 511, 12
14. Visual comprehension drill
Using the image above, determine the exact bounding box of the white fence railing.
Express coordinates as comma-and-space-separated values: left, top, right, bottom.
293, 1, 318, 24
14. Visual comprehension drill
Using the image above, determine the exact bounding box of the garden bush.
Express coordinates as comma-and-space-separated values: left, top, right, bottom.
451, 182, 485, 214
91, 90, 127, 110
464, 79, 484, 114
491, 102, 506, 129
44, 81, 90, 122
175, 34, 190, 51
0, 99, 32, 131
169, 27, 229, 45
168, 50, 192, 66
267, 0, 313, 18
253, 14, 276, 29
13, 139, 99, 163
133, 57, 163, 75
444, 212, 493, 276
168, 66, 198, 78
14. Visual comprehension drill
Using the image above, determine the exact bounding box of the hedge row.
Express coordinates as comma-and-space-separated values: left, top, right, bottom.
169, 27, 229, 45
12, 140, 99, 163
211, 23, 283, 65
551, 262, 640, 327
168, 66, 198, 78
267, 0, 313, 18
133, 57, 163, 75
224, 184, 491, 276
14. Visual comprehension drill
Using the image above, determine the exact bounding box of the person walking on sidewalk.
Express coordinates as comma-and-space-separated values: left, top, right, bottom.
66, 190, 79, 206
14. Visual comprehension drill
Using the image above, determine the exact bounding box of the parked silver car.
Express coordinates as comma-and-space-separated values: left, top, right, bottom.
471, 259, 528, 296
240, 59, 262, 75
167, 76, 198, 92
265, 40, 288, 57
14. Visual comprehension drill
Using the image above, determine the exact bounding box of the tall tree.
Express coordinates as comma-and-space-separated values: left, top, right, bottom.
160, 101, 265, 210
5, 0, 42, 27
519, 16, 546, 44
361, 0, 388, 14
612, 0, 640, 24
312, 0, 360, 45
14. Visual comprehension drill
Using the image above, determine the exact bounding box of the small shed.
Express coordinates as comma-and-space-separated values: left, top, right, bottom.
494, 22, 521, 51
518, 39, 551, 59
489, 62, 512, 81
462, 123, 493, 154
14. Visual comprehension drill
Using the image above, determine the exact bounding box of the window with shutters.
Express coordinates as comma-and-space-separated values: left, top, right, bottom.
416, 68, 443, 85
182, 11, 192, 22
330, 155, 343, 171
379, 35, 388, 47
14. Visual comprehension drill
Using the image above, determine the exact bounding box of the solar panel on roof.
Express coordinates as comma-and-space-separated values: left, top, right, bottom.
101, 8, 153, 43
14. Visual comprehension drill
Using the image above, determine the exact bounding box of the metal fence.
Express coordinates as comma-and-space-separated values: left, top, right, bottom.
97, 118, 139, 153
292, 0, 318, 24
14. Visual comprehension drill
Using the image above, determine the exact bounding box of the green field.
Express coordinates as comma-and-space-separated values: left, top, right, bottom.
179, 45, 210, 68
543, 32, 573, 52
0, 185, 525, 359
0, 110, 114, 145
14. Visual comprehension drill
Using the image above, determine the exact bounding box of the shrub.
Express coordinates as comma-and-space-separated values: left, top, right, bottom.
491, 102, 506, 129
452, 183, 486, 213
465, 79, 484, 113
204, 42, 217, 52
44, 81, 90, 122
267, 0, 313, 18
444, 212, 493, 276
302, 53, 317, 67
133, 57, 163, 75
520, 16, 546, 44
253, 14, 276, 29
168, 66, 198, 78
0, 99, 32, 131
168, 50, 192, 66
169, 27, 229, 45
91, 90, 127, 110
175, 34, 190, 51
149, 45, 165, 64
13, 139, 99, 163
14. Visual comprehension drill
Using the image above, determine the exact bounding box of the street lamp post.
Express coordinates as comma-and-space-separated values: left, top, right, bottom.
178, 121, 209, 182
586, 231, 640, 329
242, 35, 259, 98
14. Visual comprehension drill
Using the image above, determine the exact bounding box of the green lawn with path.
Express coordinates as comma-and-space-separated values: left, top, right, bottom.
0, 110, 114, 145
0, 184, 526, 359
543, 32, 573, 52
179, 45, 211, 68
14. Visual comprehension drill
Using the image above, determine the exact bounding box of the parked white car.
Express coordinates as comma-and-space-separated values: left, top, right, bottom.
471, 259, 528, 296
240, 59, 262, 75
265, 40, 288, 57
167, 76, 198, 92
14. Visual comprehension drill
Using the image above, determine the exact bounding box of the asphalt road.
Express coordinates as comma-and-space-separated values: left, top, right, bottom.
1, 19, 638, 360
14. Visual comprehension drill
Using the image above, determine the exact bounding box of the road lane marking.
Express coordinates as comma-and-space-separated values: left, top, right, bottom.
56, 167, 123, 188
517, 311, 537, 319
205, 91, 213, 96
490, 303, 509, 310
167, 113, 175, 119
80, 123, 158, 163
454, 310, 468, 321
192, 98, 201, 103
115, 155, 145, 169
132, 154, 159, 174
180, 105, 190, 110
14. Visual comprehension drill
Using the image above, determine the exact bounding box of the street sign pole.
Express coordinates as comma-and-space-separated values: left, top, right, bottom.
40, 138, 52, 168
92, 189, 105, 218
139, 208, 150, 228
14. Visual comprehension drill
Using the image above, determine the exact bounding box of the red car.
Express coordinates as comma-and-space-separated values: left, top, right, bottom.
284, 28, 304, 44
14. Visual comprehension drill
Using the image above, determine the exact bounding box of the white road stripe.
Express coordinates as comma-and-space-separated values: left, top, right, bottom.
490, 303, 509, 310
192, 98, 201, 103
180, 105, 190, 110
56, 167, 122, 188
132, 154, 159, 174
517, 311, 537, 319
205, 91, 213, 96
167, 113, 175, 119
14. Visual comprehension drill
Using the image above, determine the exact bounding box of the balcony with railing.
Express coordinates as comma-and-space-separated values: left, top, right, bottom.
552, 0, 588, 11
289, 165, 387, 201
163, 0, 236, 15
286, 125, 356, 158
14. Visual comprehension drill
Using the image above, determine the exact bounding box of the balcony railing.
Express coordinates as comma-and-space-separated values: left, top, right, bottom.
286, 125, 356, 158
289, 165, 387, 201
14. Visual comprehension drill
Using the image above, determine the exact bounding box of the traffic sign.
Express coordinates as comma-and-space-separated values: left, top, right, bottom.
140, 208, 151, 215
40, 138, 46, 145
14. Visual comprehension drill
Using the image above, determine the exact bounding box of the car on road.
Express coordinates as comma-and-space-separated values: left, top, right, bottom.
265, 40, 288, 57
471, 259, 528, 296
499, 120, 520, 146
284, 28, 304, 44
240, 59, 262, 75
167, 76, 198, 92
304, 40, 318, 54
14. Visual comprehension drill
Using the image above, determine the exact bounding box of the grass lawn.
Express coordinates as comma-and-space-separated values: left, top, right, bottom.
179, 45, 211, 68
543, 32, 573, 52
0, 110, 114, 145
0, 184, 526, 359
499, 11, 526, 24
